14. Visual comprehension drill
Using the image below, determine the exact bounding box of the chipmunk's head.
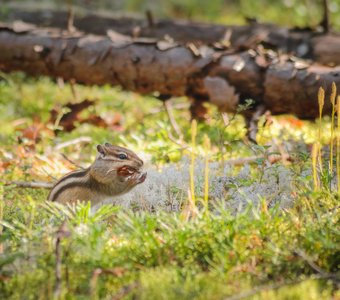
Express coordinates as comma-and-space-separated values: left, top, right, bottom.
90, 143, 146, 194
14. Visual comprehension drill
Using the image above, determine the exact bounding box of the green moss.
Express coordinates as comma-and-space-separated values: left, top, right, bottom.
0, 74, 339, 299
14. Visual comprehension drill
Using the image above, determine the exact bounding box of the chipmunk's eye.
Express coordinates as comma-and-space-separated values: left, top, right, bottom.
118, 153, 128, 160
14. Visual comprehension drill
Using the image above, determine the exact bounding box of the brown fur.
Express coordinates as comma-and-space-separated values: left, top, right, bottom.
48, 143, 146, 205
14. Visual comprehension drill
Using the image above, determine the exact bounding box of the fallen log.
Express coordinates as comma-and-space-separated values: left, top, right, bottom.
1, 21, 339, 122
2, 8, 340, 65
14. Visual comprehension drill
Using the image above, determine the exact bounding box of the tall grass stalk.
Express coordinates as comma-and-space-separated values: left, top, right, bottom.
189, 120, 197, 206
330, 82, 337, 175
312, 143, 320, 191
203, 134, 211, 210
317, 87, 324, 173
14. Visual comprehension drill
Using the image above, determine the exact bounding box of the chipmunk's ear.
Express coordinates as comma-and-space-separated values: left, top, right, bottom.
104, 142, 112, 147
97, 144, 107, 157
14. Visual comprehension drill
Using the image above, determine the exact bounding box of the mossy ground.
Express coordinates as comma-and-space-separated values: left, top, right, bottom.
0, 73, 339, 299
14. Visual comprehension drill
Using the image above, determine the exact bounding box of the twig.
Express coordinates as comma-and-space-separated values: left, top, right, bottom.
57, 77, 65, 89
3, 181, 54, 189
111, 282, 139, 300
145, 9, 154, 28
147, 103, 190, 115
67, 0, 76, 33
223, 273, 337, 300
69, 78, 78, 101
168, 130, 263, 166
54, 232, 62, 299
320, 0, 330, 33
224, 156, 263, 166
245, 104, 266, 143
60, 153, 85, 170
90, 267, 135, 300
90, 268, 102, 300
54, 221, 70, 299
221, 112, 230, 126
53, 136, 92, 151
295, 250, 337, 278
163, 100, 184, 140
167, 131, 190, 151
266, 138, 292, 165
41, 167, 58, 181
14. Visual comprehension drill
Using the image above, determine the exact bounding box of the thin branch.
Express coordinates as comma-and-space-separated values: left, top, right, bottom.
221, 112, 230, 127
168, 131, 263, 166
41, 167, 58, 181
90, 267, 137, 300
57, 77, 65, 89
320, 0, 330, 33
54, 221, 70, 299
60, 153, 85, 170
145, 10, 155, 28
69, 78, 78, 101
67, 0, 76, 33
53, 136, 92, 151
90, 268, 102, 300
295, 249, 335, 278
147, 103, 190, 115
4, 181, 54, 189
164, 100, 184, 140
54, 231, 62, 299
223, 273, 337, 300
167, 131, 190, 151
224, 156, 262, 166
245, 104, 266, 143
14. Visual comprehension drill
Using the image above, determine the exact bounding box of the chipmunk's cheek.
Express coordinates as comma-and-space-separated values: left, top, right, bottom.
117, 166, 135, 179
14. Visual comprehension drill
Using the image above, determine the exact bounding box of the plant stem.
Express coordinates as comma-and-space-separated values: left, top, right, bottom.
330, 82, 336, 177
318, 87, 324, 173
190, 120, 197, 206
203, 135, 210, 209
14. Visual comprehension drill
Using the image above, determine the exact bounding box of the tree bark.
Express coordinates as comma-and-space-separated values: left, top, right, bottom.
2, 8, 340, 65
0, 20, 339, 119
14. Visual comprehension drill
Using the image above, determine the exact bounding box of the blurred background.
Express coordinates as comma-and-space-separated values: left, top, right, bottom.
1, 0, 340, 29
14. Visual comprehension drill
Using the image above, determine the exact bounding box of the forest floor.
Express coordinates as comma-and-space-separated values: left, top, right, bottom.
0, 73, 339, 299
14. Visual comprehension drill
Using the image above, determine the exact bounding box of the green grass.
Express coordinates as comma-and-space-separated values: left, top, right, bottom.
0, 195, 338, 299
4, 0, 340, 29
0, 73, 339, 299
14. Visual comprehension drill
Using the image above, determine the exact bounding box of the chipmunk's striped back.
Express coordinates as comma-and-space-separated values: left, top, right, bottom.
48, 168, 90, 202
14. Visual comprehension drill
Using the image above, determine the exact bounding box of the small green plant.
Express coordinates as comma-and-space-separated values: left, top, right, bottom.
0, 74, 339, 299
313, 84, 340, 193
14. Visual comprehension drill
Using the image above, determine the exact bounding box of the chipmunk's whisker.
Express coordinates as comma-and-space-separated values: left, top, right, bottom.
106, 167, 116, 175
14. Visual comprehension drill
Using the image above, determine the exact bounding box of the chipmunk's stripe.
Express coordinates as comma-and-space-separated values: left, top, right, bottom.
50, 182, 88, 202
48, 169, 89, 202
56, 169, 89, 184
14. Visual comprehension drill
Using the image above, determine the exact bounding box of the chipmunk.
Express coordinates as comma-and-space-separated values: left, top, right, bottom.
48, 143, 147, 205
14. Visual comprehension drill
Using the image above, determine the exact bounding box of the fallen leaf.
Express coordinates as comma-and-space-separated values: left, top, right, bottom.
50, 99, 123, 133
49, 99, 96, 132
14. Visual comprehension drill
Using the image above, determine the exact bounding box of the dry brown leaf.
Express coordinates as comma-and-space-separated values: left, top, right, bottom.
49, 99, 96, 132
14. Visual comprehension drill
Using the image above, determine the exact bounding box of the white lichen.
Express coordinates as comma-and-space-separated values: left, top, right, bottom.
102, 156, 298, 213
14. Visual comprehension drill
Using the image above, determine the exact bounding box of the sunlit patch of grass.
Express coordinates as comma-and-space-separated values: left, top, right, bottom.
0, 196, 338, 299
0, 74, 339, 299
